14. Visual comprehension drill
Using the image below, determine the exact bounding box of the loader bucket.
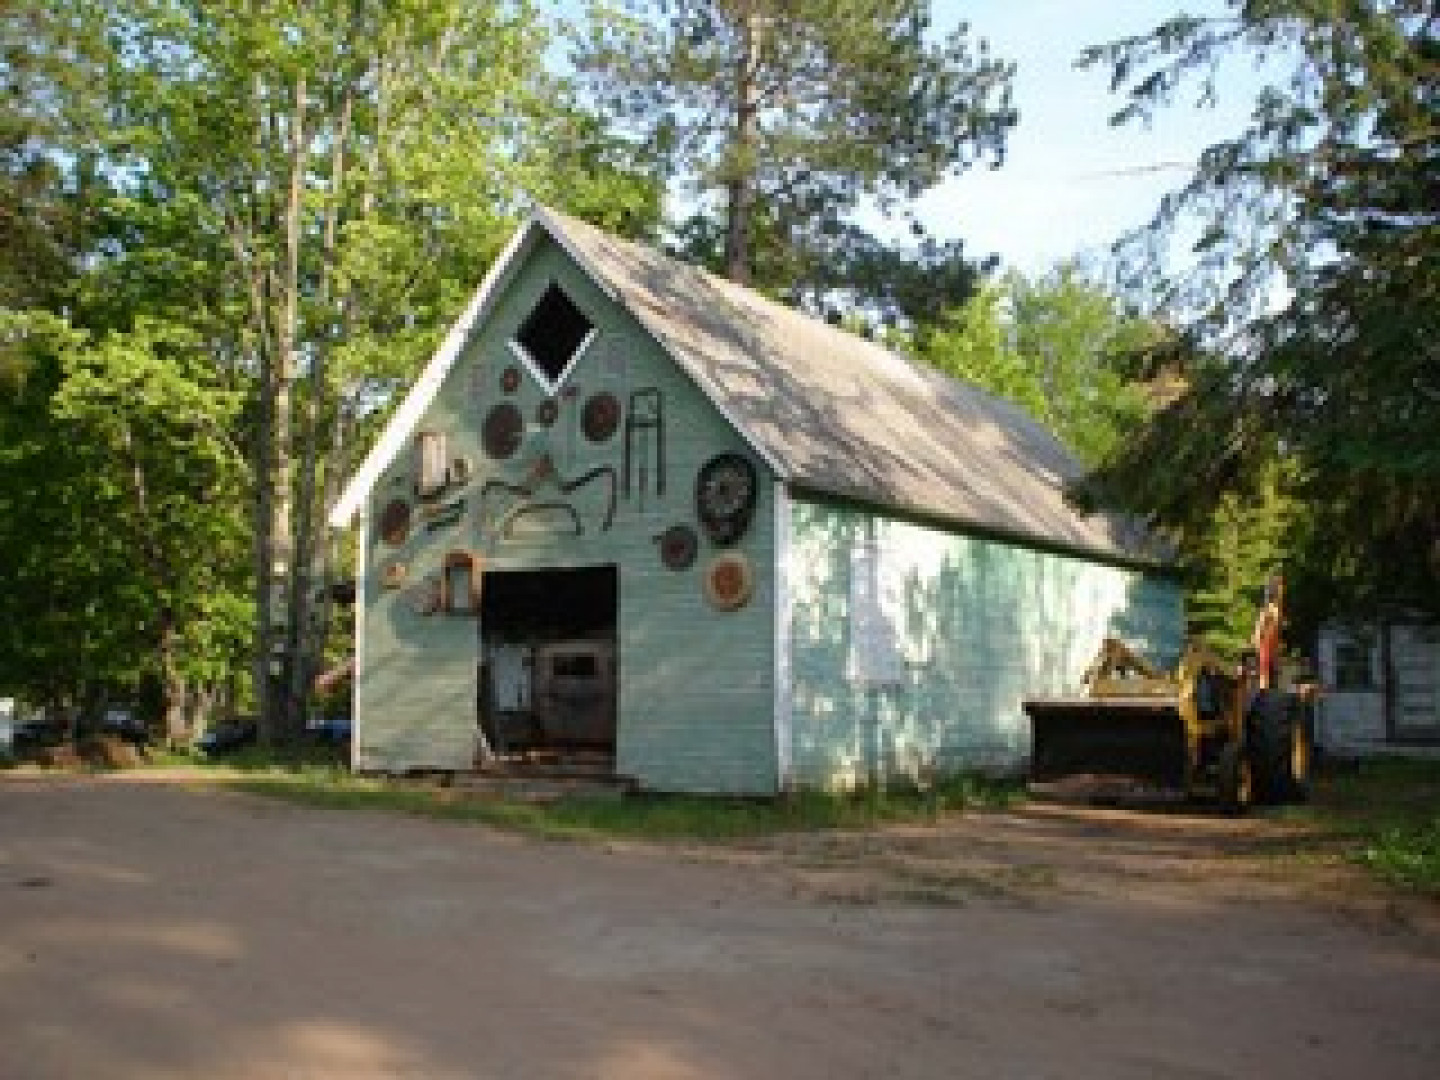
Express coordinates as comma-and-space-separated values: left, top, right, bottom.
1024, 697, 1188, 790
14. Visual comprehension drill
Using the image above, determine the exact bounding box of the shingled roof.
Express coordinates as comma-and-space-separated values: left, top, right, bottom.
331, 206, 1166, 567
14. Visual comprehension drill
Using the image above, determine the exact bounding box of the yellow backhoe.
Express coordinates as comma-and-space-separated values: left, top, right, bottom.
1023, 633, 1316, 812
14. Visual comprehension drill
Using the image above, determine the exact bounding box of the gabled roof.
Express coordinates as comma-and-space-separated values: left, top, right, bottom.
330, 207, 1166, 567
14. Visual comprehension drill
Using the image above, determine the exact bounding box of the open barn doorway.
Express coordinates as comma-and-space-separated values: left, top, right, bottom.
478, 565, 618, 773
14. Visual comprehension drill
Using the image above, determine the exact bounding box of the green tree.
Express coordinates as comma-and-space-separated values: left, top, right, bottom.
86, 0, 552, 737
1076, 1, 1439, 622
4, 0, 649, 739
0, 344, 129, 721
53, 318, 250, 741
669, 203, 995, 329
532, 97, 669, 241
0, 3, 108, 386
912, 264, 1158, 467
2, 0, 665, 740
1185, 458, 1302, 657
575, 0, 1017, 285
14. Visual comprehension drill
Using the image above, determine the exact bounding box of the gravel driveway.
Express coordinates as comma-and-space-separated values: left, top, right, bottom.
2, 774, 1437, 1080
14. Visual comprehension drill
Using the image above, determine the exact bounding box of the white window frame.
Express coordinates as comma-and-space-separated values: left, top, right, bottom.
508, 282, 599, 395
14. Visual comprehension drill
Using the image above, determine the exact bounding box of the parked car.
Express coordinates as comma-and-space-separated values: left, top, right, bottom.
99, 709, 149, 748
196, 720, 258, 755
10, 715, 63, 750
306, 714, 352, 747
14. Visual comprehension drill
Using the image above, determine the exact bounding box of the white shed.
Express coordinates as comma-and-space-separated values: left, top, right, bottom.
1316, 618, 1440, 749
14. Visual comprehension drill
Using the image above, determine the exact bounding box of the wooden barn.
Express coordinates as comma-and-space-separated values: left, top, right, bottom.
327, 208, 1183, 793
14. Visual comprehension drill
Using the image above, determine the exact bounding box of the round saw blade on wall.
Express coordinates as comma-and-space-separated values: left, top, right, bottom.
483, 401, 524, 460
656, 524, 699, 570
695, 452, 758, 545
581, 391, 621, 443
703, 551, 755, 611
378, 499, 412, 546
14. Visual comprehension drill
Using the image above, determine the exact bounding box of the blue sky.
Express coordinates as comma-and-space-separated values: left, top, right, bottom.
553, 1, 1267, 277
914, 0, 1261, 275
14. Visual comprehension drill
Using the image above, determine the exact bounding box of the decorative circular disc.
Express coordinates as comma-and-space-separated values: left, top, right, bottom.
656, 524, 699, 571
379, 499, 411, 546
483, 401, 523, 460
536, 397, 559, 427
581, 392, 621, 443
696, 453, 758, 545
501, 366, 521, 394
703, 552, 754, 611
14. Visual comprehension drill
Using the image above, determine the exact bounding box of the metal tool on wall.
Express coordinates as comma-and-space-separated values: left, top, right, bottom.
561, 464, 617, 532
498, 502, 583, 541
479, 464, 617, 540
622, 387, 664, 510
423, 497, 467, 532
478, 477, 532, 535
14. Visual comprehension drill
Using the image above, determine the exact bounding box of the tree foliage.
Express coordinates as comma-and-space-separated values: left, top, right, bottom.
1074, 1, 1439, 623
0, 0, 666, 735
575, 0, 1016, 284
669, 203, 994, 330
1185, 458, 1304, 657
911, 264, 1160, 467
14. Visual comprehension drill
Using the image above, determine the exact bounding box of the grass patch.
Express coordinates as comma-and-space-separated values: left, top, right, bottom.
149, 742, 351, 777
1286, 755, 1440, 894
223, 770, 1024, 842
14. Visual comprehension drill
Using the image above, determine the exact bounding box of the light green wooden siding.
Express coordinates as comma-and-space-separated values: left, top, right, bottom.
784, 498, 1184, 788
358, 238, 778, 792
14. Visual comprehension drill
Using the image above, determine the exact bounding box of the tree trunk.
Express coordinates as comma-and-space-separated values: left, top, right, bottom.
179, 680, 215, 750
264, 67, 308, 741
286, 81, 354, 730
310, 413, 349, 687
252, 331, 277, 740
724, 9, 763, 285
158, 606, 185, 748
244, 58, 282, 745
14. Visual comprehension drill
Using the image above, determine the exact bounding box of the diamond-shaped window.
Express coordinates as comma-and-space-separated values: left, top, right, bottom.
511, 283, 595, 390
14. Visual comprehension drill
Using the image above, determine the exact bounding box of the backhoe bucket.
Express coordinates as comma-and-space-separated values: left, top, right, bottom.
1024, 697, 1188, 790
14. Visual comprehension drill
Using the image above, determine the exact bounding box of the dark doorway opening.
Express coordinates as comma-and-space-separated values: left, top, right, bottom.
478, 566, 618, 767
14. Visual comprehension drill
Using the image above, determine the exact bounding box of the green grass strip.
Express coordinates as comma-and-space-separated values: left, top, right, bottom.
225, 770, 1024, 841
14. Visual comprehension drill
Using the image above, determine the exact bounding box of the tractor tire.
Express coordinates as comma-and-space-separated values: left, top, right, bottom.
1247, 691, 1311, 805
1217, 741, 1254, 815
1283, 697, 1314, 804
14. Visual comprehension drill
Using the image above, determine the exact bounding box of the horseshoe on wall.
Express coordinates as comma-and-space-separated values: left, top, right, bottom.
559, 464, 618, 532
478, 478, 534, 533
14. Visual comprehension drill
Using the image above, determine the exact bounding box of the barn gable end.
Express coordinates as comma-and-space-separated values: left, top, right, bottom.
348, 227, 781, 791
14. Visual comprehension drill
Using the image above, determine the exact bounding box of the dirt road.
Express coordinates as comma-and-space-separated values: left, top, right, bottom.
2, 775, 1437, 1080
